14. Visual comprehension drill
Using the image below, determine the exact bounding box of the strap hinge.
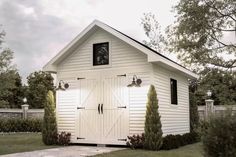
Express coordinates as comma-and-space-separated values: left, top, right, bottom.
77, 107, 85, 109
77, 77, 85, 80
118, 138, 127, 141
117, 74, 126, 77
117, 106, 126, 109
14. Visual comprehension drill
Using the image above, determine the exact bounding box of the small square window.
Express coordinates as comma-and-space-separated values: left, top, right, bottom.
93, 42, 109, 66
170, 78, 178, 105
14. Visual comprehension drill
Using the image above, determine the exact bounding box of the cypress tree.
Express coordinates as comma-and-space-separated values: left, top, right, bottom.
42, 90, 57, 145
144, 85, 163, 150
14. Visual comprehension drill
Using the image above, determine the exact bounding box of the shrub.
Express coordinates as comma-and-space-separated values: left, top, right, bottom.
42, 90, 57, 145
144, 85, 163, 150
57, 132, 71, 146
199, 120, 210, 136
126, 133, 145, 149
202, 111, 236, 157
189, 92, 199, 132
161, 132, 199, 150
0, 118, 42, 132
161, 134, 180, 150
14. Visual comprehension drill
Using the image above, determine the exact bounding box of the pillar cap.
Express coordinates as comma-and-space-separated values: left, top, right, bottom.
21, 104, 29, 107
205, 99, 214, 102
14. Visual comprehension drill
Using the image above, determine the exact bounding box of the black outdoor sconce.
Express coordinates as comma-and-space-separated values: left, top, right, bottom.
127, 75, 142, 87
56, 80, 69, 91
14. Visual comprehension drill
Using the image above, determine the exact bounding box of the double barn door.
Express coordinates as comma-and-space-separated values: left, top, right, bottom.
76, 72, 129, 144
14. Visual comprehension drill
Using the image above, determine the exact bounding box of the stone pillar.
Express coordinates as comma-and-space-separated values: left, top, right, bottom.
21, 104, 29, 119
205, 99, 214, 120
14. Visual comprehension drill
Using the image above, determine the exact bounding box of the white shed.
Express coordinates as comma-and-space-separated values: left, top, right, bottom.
43, 20, 198, 145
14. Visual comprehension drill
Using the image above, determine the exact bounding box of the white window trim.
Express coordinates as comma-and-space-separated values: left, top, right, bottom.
90, 39, 112, 69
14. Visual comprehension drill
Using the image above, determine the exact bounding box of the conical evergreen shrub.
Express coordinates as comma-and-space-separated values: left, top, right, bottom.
144, 85, 163, 150
42, 90, 57, 145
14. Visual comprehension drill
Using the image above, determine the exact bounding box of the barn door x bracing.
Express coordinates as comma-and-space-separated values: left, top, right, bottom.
76, 72, 129, 144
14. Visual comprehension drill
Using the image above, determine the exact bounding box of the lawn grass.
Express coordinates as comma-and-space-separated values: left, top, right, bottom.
0, 133, 58, 155
95, 143, 204, 157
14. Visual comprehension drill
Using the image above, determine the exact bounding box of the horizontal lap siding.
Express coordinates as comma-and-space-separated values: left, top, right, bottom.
56, 80, 78, 142
57, 28, 149, 75
56, 28, 152, 142
129, 73, 150, 135
154, 65, 190, 135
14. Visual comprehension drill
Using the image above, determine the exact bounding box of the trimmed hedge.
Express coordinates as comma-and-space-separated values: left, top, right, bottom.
161, 132, 199, 150
0, 118, 42, 132
127, 132, 199, 150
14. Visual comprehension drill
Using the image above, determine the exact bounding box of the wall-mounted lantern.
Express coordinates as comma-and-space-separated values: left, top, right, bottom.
56, 80, 69, 91
23, 97, 27, 104
206, 90, 212, 98
127, 75, 142, 87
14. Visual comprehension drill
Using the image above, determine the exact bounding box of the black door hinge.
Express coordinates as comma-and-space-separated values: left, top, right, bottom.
118, 139, 127, 141
117, 74, 126, 77
77, 107, 85, 109
77, 137, 85, 140
77, 77, 85, 80
117, 106, 126, 109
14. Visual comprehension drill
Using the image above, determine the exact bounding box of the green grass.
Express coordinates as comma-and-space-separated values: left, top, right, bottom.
0, 133, 58, 155
95, 143, 203, 157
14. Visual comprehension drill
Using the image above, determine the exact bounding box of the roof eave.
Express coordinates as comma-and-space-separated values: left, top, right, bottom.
149, 57, 199, 79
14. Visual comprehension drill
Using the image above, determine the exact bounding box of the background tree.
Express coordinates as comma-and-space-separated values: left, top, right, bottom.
168, 0, 236, 69
42, 90, 57, 145
141, 12, 166, 53
27, 71, 54, 108
0, 29, 24, 108
194, 68, 236, 106
144, 85, 163, 150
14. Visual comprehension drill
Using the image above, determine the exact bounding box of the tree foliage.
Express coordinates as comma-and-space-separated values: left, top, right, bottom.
42, 90, 57, 145
141, 12, 166, 53
144, 85, 163, 150
168, 0, 236, 69
26, 71, 54, 108
194, 68, 236, 106
0, 30, 24, 108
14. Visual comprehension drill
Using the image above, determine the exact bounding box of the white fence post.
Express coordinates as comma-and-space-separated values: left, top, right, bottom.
21, 104, 29, 119
205, 99, 214, 120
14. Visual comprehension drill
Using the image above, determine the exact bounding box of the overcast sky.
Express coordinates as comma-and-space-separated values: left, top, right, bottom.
0, 0, 178, 83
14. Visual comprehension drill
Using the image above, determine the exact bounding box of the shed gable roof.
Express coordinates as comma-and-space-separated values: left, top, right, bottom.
43, 20, 198, 79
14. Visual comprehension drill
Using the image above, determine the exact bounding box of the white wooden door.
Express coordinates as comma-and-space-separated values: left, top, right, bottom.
76, 72, 129, 144
101, 73, 129, 144
76, 73, 102, 143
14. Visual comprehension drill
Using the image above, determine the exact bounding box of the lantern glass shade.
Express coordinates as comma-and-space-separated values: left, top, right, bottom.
23, 97, 27, 103
207, 90, 212, 97
64, 83, 69, 89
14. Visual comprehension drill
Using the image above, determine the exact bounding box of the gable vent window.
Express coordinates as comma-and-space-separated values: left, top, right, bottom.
93, 42, 109, 66
170, 78, 178, 105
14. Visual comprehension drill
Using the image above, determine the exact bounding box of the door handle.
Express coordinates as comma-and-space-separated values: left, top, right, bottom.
98, 104, 100, 114
101, 104, 103, 114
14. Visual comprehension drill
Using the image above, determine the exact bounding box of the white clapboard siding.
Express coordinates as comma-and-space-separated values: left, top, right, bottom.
54, 24, 191, 145
57, 28, 150, 75
129, 72, 150, 135
153, 64, 190, 135
56, 79, 78, 142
